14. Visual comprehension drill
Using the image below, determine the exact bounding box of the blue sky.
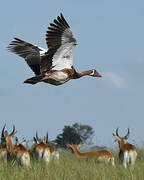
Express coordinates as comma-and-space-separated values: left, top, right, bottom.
0, 0, 144, 147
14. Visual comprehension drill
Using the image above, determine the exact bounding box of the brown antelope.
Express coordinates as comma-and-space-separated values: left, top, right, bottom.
1, 125, 30, 167
44, 133, 59, 162
113, 128, 137, 168
66, 143, 115, 166
31, 132, 51, 164
0, 125, 7, 163
13, 137, 31, 167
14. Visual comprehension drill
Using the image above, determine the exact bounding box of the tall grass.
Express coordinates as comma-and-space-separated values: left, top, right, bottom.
0, 149, 144, 180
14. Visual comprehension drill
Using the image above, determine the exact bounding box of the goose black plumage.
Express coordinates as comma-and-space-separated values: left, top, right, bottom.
8, 13, 102, 86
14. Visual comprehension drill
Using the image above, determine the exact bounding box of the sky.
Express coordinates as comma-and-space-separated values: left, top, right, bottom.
0, 0, 144, 148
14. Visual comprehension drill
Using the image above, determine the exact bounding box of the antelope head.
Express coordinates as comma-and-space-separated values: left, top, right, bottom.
113, 128, 130, 148
77, 142, 83, 149
1, 125, 17, 151
33, 132, 44, 144
66, 143, 72, 148
66, 142, 83, 149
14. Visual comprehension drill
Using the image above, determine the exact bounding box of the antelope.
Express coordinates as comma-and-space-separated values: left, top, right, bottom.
0, 125, 7, 163
13, 137, 31, 167
66, 143, 115, 166
44, 133, 59, 162
1, 125, 30, 167
113, 128, 137, 168
31, 132, 51, 164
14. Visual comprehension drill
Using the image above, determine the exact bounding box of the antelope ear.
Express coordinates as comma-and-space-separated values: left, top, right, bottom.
124, 128, 130, 140
43, 136, 47, 144
1, 124, 6, 138
112, 133, 116, 138
112, 133, 121, 141
13, 131, 17, 137
4, 130, 8, 137
10, 125, 17, 136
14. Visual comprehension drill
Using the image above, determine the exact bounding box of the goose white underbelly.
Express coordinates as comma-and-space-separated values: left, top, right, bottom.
52, 71, 69, 81
44, 71, 70, 85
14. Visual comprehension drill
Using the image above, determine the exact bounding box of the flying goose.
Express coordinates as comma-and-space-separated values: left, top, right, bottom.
8, 13, 102, 86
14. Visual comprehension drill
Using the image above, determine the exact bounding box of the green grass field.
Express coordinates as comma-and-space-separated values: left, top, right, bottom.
0, 149, 144, 180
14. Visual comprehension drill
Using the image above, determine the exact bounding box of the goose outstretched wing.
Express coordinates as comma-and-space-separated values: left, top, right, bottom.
40, 13, 77, 73
8, 38, 47, 75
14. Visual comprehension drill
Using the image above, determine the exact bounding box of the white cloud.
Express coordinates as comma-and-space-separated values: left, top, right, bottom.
102, 72, 127, 89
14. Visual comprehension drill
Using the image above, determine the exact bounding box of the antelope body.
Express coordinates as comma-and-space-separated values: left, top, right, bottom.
1, 125, 30, 167
44, 133, 59, 162
67, 143, 115, 166
32, 142, 50, 164
47, 145, 59, 161
32, 133, 51, 164
113, 128, 137, 168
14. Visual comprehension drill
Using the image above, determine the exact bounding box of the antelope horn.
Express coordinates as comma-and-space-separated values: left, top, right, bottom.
1, 124, 6, 137
36, 131, 39, 140
46, 132, 48, 144
116, 128, 120, 137
10, 125, 16, 136
15, 136, 19, 145
125, 128, 130, 139
33, 137, 37, 143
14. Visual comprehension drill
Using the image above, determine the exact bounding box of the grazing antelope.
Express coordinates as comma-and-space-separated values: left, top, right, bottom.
31, 132, 51, 164
66, 143, 115, 166
1, 125, 30, 167
8, 13, 102, 86
113, 128, 137, 168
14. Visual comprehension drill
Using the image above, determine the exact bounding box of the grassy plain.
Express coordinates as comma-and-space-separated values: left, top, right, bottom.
0, 149, 144, 180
